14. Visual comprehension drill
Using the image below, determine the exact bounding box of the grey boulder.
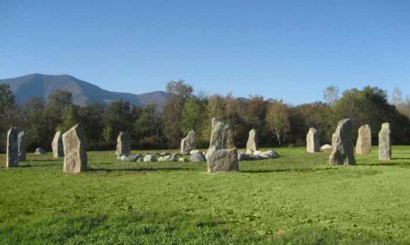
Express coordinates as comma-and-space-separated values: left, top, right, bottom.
143, 154, 157, 162
34, 148, 46, 155
191, 152, 206, 162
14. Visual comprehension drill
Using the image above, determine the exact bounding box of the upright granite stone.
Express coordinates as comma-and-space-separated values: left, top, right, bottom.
306, 127, 319, 153
180, 130, 196, 154
378, 122, 391, 161
205, 118, 239, 173
18, 131, 26, 161
329, 118, 356, 165
331, 133, 337, 147
63, 124, 88, 173
6, 127, 19, 168
116, 131, 131, 157
356, 124, 372, 155
52, 131, 64, 158
246, 129, 258, 154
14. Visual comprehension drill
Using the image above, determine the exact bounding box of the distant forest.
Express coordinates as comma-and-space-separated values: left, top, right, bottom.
1, 81, 410, 152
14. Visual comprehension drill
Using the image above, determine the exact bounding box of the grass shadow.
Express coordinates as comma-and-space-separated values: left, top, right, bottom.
0, 210, 233, 244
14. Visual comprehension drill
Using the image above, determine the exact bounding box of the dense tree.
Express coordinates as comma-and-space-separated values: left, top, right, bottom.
135, 103, 163, 148
22, 97, 51, 150
2, 81, 410, 153
78, 103, 105, 143
266, 100, 290, 146
102, 126, 113, 143
332, 86, 410, 144
103, 100, 134, 142
56, 105, 78, 132
206, 94, 226, 120
0, 84, 15, 112
225, 95, 249, 147
162, 80, 193, 147
0, 84, 18, 151
46, 90, 73, 127
244, 96, 269, 145
181, 97, 207, 136
289, 102, 333, 145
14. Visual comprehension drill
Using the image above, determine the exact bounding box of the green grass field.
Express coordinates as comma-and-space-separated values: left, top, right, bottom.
1, 146, 409, 244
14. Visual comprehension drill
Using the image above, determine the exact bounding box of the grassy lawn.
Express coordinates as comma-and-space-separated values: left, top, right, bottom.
0, 146, 409, 244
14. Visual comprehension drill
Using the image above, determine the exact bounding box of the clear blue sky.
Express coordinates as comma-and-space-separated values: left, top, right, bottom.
1, 0, 409, 104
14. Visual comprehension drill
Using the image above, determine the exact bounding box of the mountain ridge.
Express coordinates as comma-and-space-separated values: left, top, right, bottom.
0, 73, 169, 107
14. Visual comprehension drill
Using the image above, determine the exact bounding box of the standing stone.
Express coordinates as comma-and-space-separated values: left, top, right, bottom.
306, 127, 319, 153
329, 118, 356, 165
246, 129, 258, 154
52, 131, 64, 158
356, 124, 372, 155
205, 118, 239, 173
378, 122, 391, 161
6, 127, 19, 168
331, 133, 337, 148
18, 131, 26, 161
180, 130, 196, 154
116, 131, 131, 157
63, 124, 88, 173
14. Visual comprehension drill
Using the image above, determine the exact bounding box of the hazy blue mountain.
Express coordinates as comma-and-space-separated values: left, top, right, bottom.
0, 73, 169, 107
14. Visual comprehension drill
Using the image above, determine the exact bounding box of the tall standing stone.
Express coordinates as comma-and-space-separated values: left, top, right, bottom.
356, 124, 372, 155
6, 127, 19, 168
52, 131, 64, 158
306, 127, 319, 153
378, 122, 391, 161
18, 131, 26, 161
180, 130, 196, 154
246, 129, 258, 154
116, 131, 131, 156
329, 119, 356, 165
331, 133, 337, 147
205, 118, 239, 173
63, 124, 88, 173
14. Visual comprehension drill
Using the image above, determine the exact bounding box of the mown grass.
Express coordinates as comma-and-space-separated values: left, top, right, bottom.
0, 146, 409, 244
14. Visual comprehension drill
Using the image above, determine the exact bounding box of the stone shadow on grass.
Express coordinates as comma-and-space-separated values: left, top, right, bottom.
19, 161, 63, 168
241, 167, 338, 174
29, 158, 57, 162
20, 163, 62, 168
88, 167, 199, 173
367, 162, 410, 168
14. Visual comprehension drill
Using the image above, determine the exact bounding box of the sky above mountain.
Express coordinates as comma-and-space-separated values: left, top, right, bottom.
1, 0, 409, 104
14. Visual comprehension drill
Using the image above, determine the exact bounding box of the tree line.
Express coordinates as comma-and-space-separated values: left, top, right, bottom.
1, 81, 410, 153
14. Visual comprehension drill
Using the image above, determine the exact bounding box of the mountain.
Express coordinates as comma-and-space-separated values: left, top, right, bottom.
0, 73, 169, 107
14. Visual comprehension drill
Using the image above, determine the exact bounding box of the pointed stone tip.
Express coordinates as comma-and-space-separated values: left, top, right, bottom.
309, 127, 317, 133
